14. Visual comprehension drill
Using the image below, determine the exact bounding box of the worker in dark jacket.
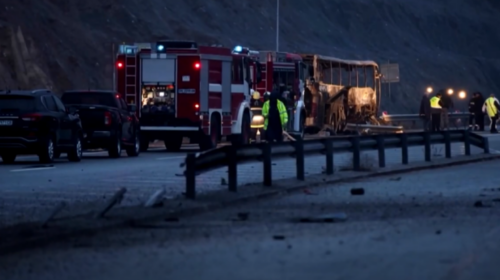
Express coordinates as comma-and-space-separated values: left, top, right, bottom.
419, 91, 431, 131
439, 89, 454, 130
468, 92, 484, 131
475, 92, 485, 131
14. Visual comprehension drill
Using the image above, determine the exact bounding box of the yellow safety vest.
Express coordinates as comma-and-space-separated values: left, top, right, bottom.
430, 96, 441, 109
262, 100, 288, 130
485, 97, 498, 117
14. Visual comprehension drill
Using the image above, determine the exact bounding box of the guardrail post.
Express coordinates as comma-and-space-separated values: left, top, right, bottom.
463, 130, 471, 155
351, 136, 361, 171
424, 132, 431, 162
226, 146, 237, 192
263, 143, 272, 186
295, 134, 305, 180
185, 153, 196, 199
444, 131, 451, 158
483, 136, 490, 154
324, 138, 334, 175
400, 133, 408, 164
376, 135, 385, 168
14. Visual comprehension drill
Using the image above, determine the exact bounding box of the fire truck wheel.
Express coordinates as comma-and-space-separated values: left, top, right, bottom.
299, 110, 306, 137
232, 111, 251, 146
164, 136, 183, 151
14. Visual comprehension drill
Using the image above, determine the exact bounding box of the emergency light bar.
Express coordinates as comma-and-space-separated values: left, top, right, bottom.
155, 41, 198, 52
232, 45, 260, 56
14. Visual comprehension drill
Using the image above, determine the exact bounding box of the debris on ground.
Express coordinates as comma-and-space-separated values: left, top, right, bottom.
235, 212, 249, 221
303, 189, 318, 195
272, 235, 285, 240
296, 212, 348, 223
473, 200, 492, 208
435, 230, 442, 235
350, 188, 365, 195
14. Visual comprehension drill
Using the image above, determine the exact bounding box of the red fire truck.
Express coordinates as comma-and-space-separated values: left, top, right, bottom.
115, 41, 262, 151
231, 46, 308, 137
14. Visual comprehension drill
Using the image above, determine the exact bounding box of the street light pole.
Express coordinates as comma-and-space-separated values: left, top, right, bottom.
276, 0, 279, 52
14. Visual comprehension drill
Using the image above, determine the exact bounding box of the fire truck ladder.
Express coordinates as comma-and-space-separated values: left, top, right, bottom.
125, 53, 137, 105
118, 44, 139, 105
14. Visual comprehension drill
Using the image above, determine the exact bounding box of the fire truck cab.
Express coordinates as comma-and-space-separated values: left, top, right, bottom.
231, 46, 308, 137
115, 41, 260, 151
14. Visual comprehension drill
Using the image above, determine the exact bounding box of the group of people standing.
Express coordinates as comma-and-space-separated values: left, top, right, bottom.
419, 89, 500, 134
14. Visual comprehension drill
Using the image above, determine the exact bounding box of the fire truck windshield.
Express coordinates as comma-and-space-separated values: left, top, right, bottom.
141, 85, 175, 114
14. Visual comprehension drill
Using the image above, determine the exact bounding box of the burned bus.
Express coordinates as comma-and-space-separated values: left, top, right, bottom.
299, 54, 381, 134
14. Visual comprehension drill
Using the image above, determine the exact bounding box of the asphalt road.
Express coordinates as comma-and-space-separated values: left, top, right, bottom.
1, 133, 499, 226
1, 161, 500, 280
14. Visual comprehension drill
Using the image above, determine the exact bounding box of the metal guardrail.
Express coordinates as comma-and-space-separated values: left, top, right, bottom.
381, 113, 470, 122
181, 130, 490, 199
381, 113, 471, 130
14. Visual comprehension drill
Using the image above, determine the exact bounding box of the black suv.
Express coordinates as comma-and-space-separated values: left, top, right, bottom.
0, 89, 83, 163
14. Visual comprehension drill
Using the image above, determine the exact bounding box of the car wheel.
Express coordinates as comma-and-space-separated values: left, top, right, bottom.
126, 133, 140, 157
139, 137, 149, 152
1, 153, 17, 164
108, 134, 122, 158
68, 136, 83, 162
38, 137, 55, 163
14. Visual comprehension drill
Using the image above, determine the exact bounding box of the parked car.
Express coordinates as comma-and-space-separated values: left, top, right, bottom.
61, 90, 140, 158
0, 89, 83, 163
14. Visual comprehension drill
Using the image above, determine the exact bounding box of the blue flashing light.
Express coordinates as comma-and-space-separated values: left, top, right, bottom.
234, 45, 243, 52
157, 44, 164, 51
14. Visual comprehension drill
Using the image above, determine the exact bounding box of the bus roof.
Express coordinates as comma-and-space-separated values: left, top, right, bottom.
301, 54, 379, 68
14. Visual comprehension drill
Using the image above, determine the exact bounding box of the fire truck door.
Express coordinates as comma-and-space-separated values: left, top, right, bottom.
221, 61, 231, 120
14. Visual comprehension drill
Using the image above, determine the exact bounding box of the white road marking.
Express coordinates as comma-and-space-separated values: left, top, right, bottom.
10, 167, 56, 172
156, 156, 187, 160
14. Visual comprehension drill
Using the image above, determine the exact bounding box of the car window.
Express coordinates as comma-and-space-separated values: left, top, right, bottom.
53, 96, 66, 112
42, 95, 58, 112
61, 92, 118, 107
119, 98, 128, 110
0, 95, 36, 113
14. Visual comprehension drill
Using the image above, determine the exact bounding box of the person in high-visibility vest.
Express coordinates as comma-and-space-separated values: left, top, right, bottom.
482, 93, 500, 133
429, 92, 443, 132
262, 90, 288, 142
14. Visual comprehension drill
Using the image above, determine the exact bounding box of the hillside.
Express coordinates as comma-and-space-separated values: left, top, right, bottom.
0, 0, 499, 113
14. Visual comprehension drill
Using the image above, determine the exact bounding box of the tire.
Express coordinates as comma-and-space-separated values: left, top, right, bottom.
67, 136, 83, 162
1, 153, 16, 163
200, 115, 220, 151
164, 135, 183, 151
231, 111, 251, 146
299, 110, 306, 137
108, 133, 122, 158
38, 137, 55, 163
139, 137, 149, 152
126, 133, 140, 157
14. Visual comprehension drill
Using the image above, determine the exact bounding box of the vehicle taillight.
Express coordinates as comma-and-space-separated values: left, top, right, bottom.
21, 113, 42, 121
104, 112, 112, 125
194, 62, 200, 69
194, 103, 199, 109
116, 62, 123, 68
